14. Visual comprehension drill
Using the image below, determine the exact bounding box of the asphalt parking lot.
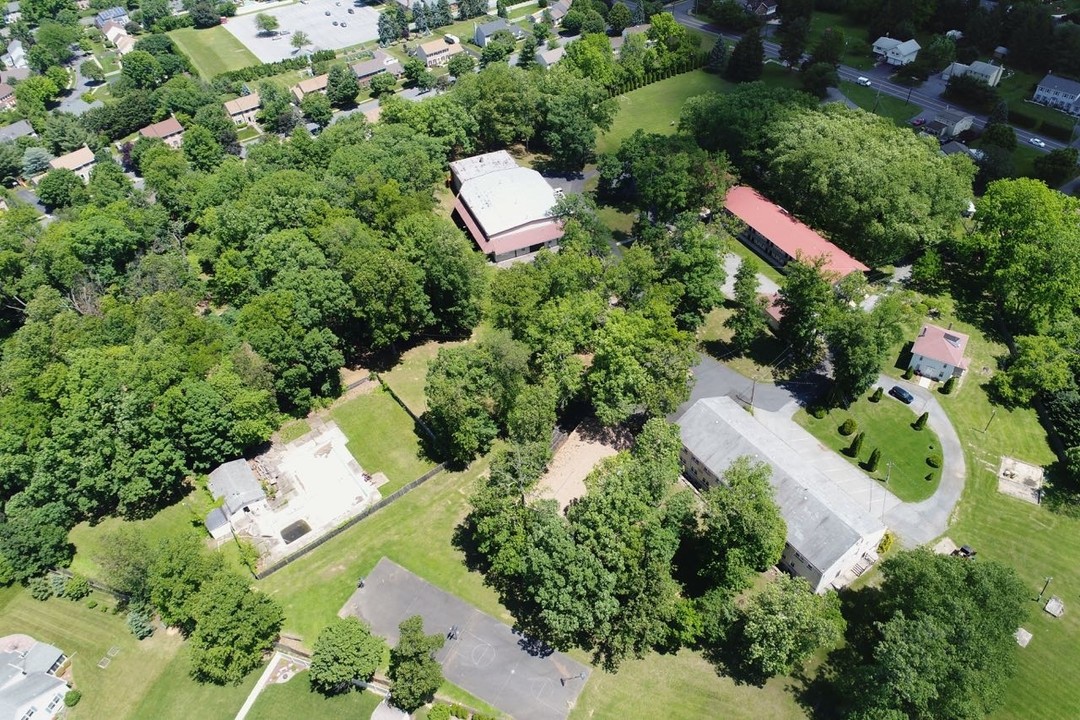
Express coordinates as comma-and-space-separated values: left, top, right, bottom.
225, 0, 380, 62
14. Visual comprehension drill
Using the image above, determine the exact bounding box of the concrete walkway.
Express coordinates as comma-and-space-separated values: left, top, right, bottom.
721, 253, 779, 300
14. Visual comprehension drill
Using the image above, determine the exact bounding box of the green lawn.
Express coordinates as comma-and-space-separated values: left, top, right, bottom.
128, 643, 262, 720
727, 238, 784, 285
277, 418, 311, 444
508, 1, 540, 19
795, 396, 943, 502
169, 26, 259, 79
596, 70, 732, 154
570, 648, 806, 720
809, 11, 874, 69
246, 672, 381, 720
329, 386, 433, 494
997, 69, 1078, 130
0, 586, 187, 720
839, 81, 921, 125
698, 306, 789, 384
378, 338, 468, 416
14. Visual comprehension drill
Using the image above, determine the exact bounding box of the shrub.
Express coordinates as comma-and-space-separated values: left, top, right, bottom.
87, 599, 98, 609
127, 607, 155, 639
311, 49, 336, 63
866, 448, 881, 472
28, 577, 53, 601
427, 704, 452, 720
870, 386, 883, 403
913, 412, 928, 430
49, 574, 67, 597
903, 367, 914, 380
941, 376, 956, 395
64, 574, 91, 601
64, 690, 82, 707
844, 431, 865, 458
449, 705, 469, 719
839, 418, 857, 436
876, 531, 896, 554
927, 452, 943, 468
811, 406, 827, 419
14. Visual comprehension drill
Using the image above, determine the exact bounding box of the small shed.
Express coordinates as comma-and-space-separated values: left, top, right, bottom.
207, 459, 265, 518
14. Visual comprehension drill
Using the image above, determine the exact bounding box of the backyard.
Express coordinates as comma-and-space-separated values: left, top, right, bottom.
795, 394, 943, 502
377, 337, 470, 416
246, 672, 381, 720
169, 26, 259, 79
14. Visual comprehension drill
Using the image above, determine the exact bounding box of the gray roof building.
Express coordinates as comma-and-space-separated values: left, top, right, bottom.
0, 120, 35, 143
94, 5, 128, 27
207, 459, 265, 517
0, 638, 68, 720
1036, 73, 1080, 97
474, 18, 522, 47
678, 397, 886, 593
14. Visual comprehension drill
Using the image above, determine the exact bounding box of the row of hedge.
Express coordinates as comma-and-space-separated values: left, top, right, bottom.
211, 55, 324, 92
1006, 109, 1073, 141
605, 51, 708, 98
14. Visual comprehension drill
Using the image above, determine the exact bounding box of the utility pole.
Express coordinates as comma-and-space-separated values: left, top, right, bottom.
983, 409, 997, 433
1036, 576, 1053, 603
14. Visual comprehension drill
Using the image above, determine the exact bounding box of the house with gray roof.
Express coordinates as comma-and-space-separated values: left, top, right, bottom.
2, 39, 25, 70
0, 637, 68, 720
94, 5, 128, 28
1033, 73, 1080, 115
678, 396, 886, 593
205, 459, 266, 540
0, 120, 35, 143
473, 18, 523, 48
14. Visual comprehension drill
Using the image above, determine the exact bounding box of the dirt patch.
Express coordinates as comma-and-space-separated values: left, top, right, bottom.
534, 420, 631, 512
996, 456, 1044, 505
319, 563, 348, 580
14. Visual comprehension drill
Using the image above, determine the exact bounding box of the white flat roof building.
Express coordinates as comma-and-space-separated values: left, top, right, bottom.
449, 149, 519, 189
679, 397, 886, 593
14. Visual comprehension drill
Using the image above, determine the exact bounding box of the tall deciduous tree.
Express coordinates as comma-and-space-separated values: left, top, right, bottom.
726, 258, 767, 352
326, 65, 360, 108
310, 617, 385, 694
255, 12, 279, 34
776, 258, 832, 371
725, 30, 764, 82
388, 615, 445, 712
189, 572, 284, 684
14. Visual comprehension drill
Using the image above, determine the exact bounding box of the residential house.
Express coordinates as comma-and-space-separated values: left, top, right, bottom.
3, 40, 26, 70
1033, 73, 1080, 115
450, 150, 564, 262
679, 397, 886, 594
101, 20, 127, 45
415, 37, 463, 68
290, 73, 328, 102
939, 140, 971, 157
115, 35, 136, 56
223, 93, 260, 125
536, 46, 565, 69
94, 5, 128, 28
0, 120, 35, 143
908, 323, 969, 381
924, 109, 974, 139
350, 50, 403, 86
2, 68, 30, 82
48, 145, 96, 182
0, 83, 14, 110
474, 18, 523, 48
723, 185, 869, 277
139, 116, 185, 148
3, 1, 18, 23
0, 636, 69, 720
743, 0, 777, 16
530, 0, 569, 25
611, 23, 650, 53
942, 60, 1003, 87
872, 36, 920, 66
204, 459, 268, 541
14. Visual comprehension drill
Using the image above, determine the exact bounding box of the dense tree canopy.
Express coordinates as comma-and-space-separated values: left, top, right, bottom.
310, 618, 385, 694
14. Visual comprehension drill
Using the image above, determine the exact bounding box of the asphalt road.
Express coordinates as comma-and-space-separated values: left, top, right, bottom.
664, 0, 1073, 153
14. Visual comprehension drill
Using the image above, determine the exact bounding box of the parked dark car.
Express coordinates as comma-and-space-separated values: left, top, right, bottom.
889, 385, 914, 404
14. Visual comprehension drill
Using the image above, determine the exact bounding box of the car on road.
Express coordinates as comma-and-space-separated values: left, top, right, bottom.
340, 21, 346, 26
911, 117, 926, 127
324, 9, 330, 14
1028, 137, 1046, 148
332, 20, 338, 25
856, 76, 871, 86
347, 7, 353, 12
889, 385, 914, 404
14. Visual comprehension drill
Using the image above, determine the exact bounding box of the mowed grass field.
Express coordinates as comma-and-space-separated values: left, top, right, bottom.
378, 338, 469, 416
796, 396, 943, 503
246, 672, 381, 720
169, 26, 259, 79
329, 386, 433, 494
839, 80, 921, 125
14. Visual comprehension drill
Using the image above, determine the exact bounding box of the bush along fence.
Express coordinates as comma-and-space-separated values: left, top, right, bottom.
607, 51, 709, 97
254, 462, 446, 580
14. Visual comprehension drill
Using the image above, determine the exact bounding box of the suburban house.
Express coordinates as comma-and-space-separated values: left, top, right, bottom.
908, 323, 969, 381
94, 5, 128, 27
351, 50, 403, 86
290, 73, 328, 102
1033, 73, 1080, 115
139, 116, 184, 148
47, 145, 96, 182
536, 46, 565, 69
723, 186, 869, 277
115, 34, 136, 55
0, 120, 35, 143
530, 0, 569, 25
924, 109, 974, 139
611, 24, 651, 53
679, 397, 887, 594
204, 459, 268, 541
0, 635, 69, 720
872, 36, 920, 66
743, 0, 778, 16
101, 20, 126, 44
3, 40, 26, 70
3, 2, 19, 24
0, 84, 14, 110
942, 60, 1003, 87
450, 150, 564, 262
473, 18, 523, 47
415, 37, 464, 68
223, 93, 260, 125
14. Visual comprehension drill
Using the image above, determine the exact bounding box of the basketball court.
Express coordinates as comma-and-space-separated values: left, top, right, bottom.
343, 558, 591, 720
